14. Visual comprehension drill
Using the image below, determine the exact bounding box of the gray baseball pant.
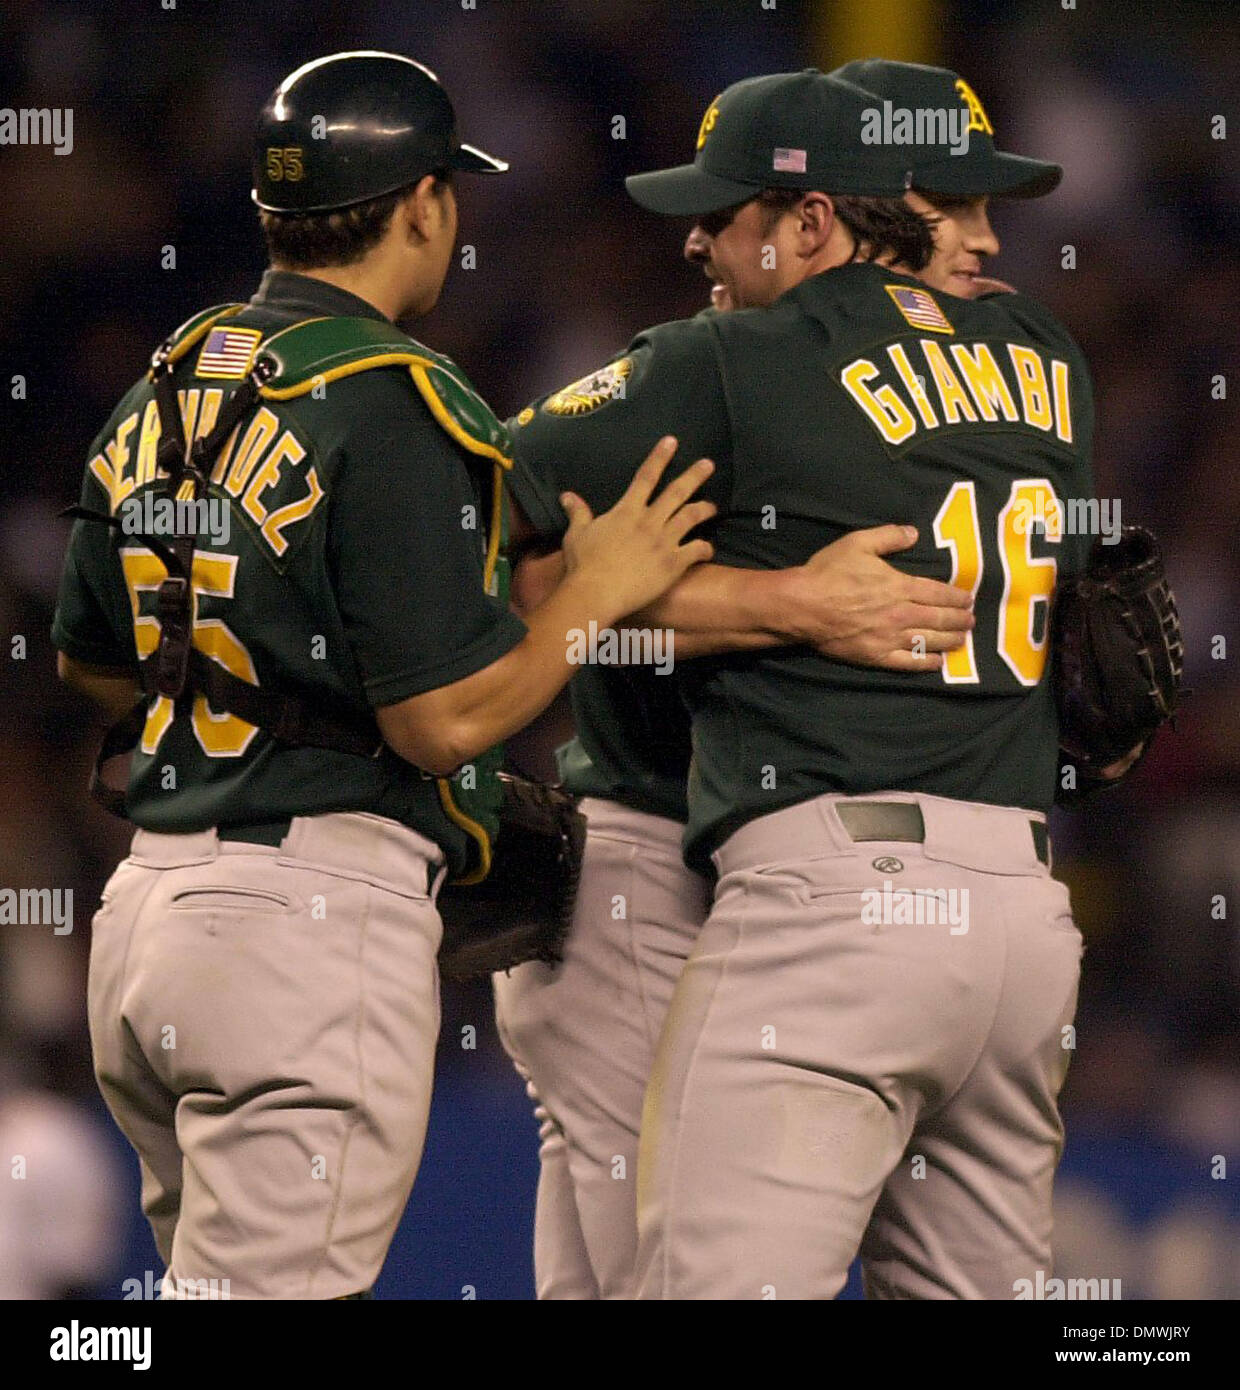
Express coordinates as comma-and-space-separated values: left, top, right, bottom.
87, 811, 446, 1299
493, 797, 709, 1298
634, 790, 1083, 1301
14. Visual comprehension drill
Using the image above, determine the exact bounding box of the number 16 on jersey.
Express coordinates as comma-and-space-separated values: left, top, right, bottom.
933, 478, 1064, 687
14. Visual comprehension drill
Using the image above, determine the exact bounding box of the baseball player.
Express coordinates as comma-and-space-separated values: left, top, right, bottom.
494, 64, 1065, 1299
51, 51, 713, 1300
620, 68, 1094, 1300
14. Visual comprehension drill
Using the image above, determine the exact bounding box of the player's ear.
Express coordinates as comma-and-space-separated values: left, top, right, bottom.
401, 175, 444, 244
798, 192, 835, 252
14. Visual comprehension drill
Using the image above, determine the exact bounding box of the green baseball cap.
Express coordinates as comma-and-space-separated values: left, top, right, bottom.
831, 59, 1061, 199
625, 69, 914, 217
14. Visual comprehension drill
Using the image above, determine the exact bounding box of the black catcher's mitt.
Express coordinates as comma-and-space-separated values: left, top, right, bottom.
437, 773, 586, 983
1052, 524, 1184, 795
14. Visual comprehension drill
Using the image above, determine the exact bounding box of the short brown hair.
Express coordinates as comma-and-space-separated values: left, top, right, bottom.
756, 187, 934, 273
259, 172, 452, 271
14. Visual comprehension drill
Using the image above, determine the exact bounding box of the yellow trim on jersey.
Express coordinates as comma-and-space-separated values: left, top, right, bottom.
257, 351, 513, 470
258, 350, 419, 399
484, 462, 504, 590
408, 363, 513, 469
438, 456, 507, 883
437, 457, 505, 883
257, 316, 329, 348
148, 306, 244, 378
435, 779, 492, 884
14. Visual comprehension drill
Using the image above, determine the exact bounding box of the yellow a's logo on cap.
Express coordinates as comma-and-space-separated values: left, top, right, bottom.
954, 78, 994, 136
696, 97, 722, 151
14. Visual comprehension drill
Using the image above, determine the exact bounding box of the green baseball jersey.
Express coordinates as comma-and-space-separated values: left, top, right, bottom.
511, 264, 1094, 873
507, 316, 732, 823
52, 271, 525, 876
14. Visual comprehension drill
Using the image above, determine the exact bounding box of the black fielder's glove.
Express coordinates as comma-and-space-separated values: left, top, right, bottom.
1052, 524, 1185, 801
436, 773, 586, 982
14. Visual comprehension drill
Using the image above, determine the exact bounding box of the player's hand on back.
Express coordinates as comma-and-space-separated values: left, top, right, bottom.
560, 435, 716, 620
784, 524, 975, 672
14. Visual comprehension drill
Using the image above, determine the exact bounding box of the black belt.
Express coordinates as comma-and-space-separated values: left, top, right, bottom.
216, 817, 441, 895
834, 801, 1049, 867
218, 818, 293, 848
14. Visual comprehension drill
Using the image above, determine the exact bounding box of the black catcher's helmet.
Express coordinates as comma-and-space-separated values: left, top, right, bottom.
252, 51, 507, 213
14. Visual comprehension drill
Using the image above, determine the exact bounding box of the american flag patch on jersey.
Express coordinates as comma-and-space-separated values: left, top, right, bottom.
772, 147, 807, 173
885, 285, 954, 334
195, 325, 263, 379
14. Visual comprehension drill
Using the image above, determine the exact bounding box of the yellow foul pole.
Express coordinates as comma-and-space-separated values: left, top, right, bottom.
813, 0, 945, 68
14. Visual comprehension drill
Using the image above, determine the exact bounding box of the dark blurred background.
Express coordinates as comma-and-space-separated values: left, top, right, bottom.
0, 0, 1236, 1299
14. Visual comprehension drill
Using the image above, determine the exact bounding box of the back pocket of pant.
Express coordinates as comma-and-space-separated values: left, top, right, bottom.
169, 886, 294, 913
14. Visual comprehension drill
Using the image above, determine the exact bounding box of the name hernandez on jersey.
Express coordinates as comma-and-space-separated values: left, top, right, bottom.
87, 390, 323, 566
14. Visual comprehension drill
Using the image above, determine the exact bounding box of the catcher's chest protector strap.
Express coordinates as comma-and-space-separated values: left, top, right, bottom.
69, 312, 511, 872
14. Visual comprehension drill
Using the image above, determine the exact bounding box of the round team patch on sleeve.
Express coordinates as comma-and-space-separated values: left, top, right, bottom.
542, 357, 633, 416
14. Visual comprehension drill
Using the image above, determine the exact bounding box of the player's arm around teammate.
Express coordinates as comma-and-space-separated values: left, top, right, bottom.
500, 162, 1010, 665
509, 510, 975, 670
52, 52, 713, 1302
504, 89, 1025, 672
626, 66, 1095, 1301
494, 63, 1091, 1303
373, 438, 714, 772
488, 69, 993, 1302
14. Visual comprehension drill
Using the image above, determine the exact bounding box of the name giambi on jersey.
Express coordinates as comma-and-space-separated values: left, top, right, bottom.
840, 334, 1073, 447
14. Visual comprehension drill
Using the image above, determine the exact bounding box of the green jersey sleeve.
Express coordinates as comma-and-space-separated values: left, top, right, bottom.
507, 316, 734, 541
327, 389, 526, 707
504, 422, 566, 539
51, 409, 142, 669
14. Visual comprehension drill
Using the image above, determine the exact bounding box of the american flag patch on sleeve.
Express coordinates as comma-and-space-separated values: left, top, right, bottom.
195, 325, 263, 379
885, 285, 954, 335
